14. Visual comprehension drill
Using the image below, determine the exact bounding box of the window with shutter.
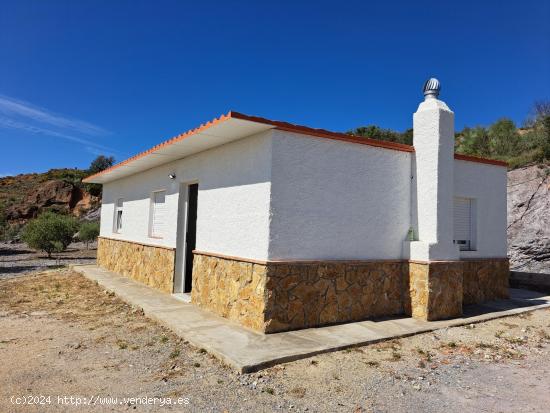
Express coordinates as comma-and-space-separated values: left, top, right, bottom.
114, 198, 124, 233
150, 191, 166, 238
453, 197, 474, 251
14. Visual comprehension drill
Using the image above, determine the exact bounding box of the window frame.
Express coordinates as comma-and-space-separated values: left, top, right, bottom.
149, 189, 167, 239
113, 198, 124, 234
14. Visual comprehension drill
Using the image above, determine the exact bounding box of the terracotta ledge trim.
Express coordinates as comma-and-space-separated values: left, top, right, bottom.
454, 153, 508, 167
409, 257, 509, 264
193, 250, 402, 265
98, 236, 176, 251
229, 112, 414, 153
193, 250, 269, 265
193, 250, 509, 266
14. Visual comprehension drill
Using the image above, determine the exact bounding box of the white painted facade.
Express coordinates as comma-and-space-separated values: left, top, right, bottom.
453, 159, 508, 258
97, 93, 508, 273
100, 130, 273, 261
268, 130, 412, 260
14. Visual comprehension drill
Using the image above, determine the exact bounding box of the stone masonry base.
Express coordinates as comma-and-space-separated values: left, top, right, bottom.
264, 261, 409, 333
97, 237, 175, 293
191, 252, 510, 333
191, 254, 267, 331
463, 259, 509, 305
94, 240, 509, 332
409, 262, 464, 321
191, 253, 409, 333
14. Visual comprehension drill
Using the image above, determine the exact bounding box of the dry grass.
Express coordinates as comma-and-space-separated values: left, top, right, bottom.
0, 269, 130, 324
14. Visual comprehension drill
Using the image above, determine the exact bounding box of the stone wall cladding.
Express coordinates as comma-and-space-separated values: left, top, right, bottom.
191, 253, 410, 333
190, 253, 510, 333
97, 237, 175, 293
191, 254, 267, 331
264, 262, 409, 333
462, 259, 509, 305
409, 262, 463, 321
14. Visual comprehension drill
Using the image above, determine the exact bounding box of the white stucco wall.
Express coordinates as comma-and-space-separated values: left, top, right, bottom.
100, 130, 273, 260
267, 130, 412, 260
99, 126, 507, 265
453, 159, 508, 258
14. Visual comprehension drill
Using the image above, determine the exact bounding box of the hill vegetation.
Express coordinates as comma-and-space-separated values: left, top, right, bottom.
349, 101, 550, 169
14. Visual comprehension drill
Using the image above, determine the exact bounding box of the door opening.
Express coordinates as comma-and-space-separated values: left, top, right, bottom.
184, 183, 198, 293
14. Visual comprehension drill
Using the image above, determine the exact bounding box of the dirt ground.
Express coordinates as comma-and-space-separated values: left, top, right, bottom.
1, 270, 550, 413
0, 242, 96, 277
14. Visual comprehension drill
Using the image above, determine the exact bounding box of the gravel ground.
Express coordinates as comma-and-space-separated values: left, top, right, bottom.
0, 242, 96, 277
1, 270, 550, 412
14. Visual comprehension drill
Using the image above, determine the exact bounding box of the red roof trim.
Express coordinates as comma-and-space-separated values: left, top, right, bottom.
83, 111, 233, 182
83, 111, 507, 183
454, 153, 508, 167
229, 111, 415, 153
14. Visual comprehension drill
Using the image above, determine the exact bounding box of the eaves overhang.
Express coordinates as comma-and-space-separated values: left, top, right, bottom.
83, 111, 506, 184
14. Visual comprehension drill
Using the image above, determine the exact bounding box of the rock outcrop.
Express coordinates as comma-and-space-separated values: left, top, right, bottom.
507, 164, 550, 272
4, 179, 99, 222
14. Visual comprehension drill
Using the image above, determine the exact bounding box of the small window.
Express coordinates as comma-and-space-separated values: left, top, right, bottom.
453, 197, 475, 251
150, 190, 166, 238
114, 198, 124, 233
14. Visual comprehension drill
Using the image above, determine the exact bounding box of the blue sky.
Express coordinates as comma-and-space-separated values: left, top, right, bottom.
0, 0, 549, 176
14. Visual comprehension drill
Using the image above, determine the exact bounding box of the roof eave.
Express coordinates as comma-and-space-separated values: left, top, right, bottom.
83, 111, 508, 184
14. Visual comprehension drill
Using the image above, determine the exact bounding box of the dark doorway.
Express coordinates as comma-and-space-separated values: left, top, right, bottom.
184, 183, 198, 293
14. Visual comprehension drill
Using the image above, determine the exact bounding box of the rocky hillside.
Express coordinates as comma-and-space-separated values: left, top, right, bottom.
0, 169, 100, 225
508, 164, 550, 272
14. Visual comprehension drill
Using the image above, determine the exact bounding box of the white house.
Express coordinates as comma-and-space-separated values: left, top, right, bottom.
84, 79, 509, 333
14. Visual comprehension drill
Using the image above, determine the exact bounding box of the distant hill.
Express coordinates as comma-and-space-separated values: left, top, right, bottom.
0, 168, 100, 225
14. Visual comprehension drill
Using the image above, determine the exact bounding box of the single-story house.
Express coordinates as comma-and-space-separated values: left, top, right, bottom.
84, 79, 509, 333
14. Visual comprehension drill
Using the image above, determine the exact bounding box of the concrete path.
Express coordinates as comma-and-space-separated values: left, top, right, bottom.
73, 265, 550, 373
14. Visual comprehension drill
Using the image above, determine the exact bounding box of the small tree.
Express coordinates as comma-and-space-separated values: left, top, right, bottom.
85, 155, 115, 197
489, 118, 520, 157
456, 126, 491, 156
21, 212, 79, 258
78, 222, 100, 249
88, 155, 115, 176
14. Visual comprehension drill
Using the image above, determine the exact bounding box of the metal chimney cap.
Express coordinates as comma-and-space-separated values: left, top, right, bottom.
423, 77, 441, 99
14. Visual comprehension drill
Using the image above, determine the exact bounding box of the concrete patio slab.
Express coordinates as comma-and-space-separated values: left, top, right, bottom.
72, 264, 550, 373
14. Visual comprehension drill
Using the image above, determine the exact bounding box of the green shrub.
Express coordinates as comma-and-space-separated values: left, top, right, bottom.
78, 222, 100, 248
0, 205, 6, 239
347, 125, 413, 145
21, 212, 79, 258
489, 118, 520, 157
45, 169, 88, 187
2, 223, 22, 242
0, 206, 21, 241
542, 116, 550, 160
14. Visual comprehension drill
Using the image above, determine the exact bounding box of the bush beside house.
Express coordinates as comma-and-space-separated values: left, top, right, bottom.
21, 211, 79, 258
78, 222, 100, 249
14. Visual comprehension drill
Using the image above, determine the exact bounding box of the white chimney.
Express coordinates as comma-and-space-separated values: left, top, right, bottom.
407, 78, 459, 261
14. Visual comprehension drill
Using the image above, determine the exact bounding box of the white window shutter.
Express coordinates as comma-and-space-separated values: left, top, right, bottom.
453, 197, 471, 250
151, 191, 166, 238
